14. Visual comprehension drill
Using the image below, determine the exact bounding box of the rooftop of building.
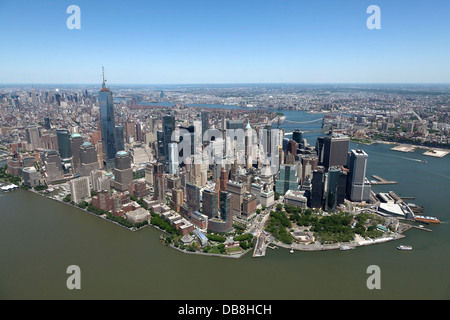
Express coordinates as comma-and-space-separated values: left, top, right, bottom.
285, 189, 307, 198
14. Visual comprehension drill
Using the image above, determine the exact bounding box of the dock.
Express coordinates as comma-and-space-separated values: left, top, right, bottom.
253, 234, 268, 258
398, 222, 432, 233
412, 225, 433, 232
371, 175, 398, 185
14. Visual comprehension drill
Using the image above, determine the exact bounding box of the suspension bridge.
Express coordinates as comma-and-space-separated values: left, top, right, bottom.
283, 117, 324, 124
284, 129, 328, 135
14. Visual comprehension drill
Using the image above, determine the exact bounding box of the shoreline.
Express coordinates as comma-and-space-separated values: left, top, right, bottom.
0, 183, 255, 259
165, 243, 253, 259
271, 233, 406, 252
1, 180, 420, 257
374, 140, 450, 153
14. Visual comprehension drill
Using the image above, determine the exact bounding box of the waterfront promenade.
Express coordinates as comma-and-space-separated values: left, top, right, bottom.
270, 233, 406, 252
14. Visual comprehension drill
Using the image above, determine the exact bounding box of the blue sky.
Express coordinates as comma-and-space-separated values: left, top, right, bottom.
1, 0, 449, 84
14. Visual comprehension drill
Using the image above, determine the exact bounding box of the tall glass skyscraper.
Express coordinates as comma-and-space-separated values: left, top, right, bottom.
325, 167, 341, 211
201, 111, 208, 142
168, 142, 179, 175
56, 129, 71, 159
115, 125, 125, 152
347, 149, 371, 202
322, 134, 350, 170
162, 114, 175, 167
275, 164, 298, 195
99, 68, 117, 162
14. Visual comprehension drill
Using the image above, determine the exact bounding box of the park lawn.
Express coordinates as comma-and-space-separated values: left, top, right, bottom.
226, 246, 243, 254
208, 246, 223, 254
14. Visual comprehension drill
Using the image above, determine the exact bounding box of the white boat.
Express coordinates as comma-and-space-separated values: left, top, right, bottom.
397, 245, 413, 251
290, 248, 294, 254
1, 184, 18, 192
340, 246, 354, 251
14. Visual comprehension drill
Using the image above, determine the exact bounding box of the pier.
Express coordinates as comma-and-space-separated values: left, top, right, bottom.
253, 234, 268, 258
412, 225, 433, 232
371, 175, 398, 185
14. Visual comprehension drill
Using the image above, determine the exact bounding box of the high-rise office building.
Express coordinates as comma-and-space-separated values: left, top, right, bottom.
70, 133, 83, 174
275, 164, 298, 195
44, 117, 51, 130
170, 188, 184, 213
325, 167, 341, 211
154, 172, 165, 204
145, 163, 154, 187
90, 169, 104, 191
310, 166, 325, 209
115, 125, 125, 152
26, 125, 42, 150
201, 111, 208, 142
242, 192, 257, 219
168, 142, 179, 175
347, 149, 371, 202
156, 130, 164, 161
91, 190, 114, 212
56, 129, 71, 159
135, 122, 143, 142
337, 169, 348, 206
207, 190, 233, 233
202, 189, 219, 219
69, 176, 91, 204
219, 167, 228, 191
219, 191, 233, 230
79, 142, 99, 177
186, 182, 200, 213
44, 150, 64, 182
227, 180, 245, 216
123, 121, 135, 142
41, 133, 58, 150
162, 114, 175, 165
226, 120, 244, 130
316, 136, 325, 165
113, 151, 133, 192
292, 129, 303, 145
322, 134, 350, 170
263, 124, 273, 156
99, 68, 117, 162
286, 140, 298, 156
179, 125, 195, 161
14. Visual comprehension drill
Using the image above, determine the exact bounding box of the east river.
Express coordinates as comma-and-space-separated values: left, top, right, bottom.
1, 108, 449, 299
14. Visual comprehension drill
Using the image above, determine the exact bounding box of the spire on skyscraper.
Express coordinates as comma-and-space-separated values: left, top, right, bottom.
102, 66, 107, 89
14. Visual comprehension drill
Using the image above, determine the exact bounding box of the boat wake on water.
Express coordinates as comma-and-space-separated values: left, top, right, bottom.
391, 154, 426, 163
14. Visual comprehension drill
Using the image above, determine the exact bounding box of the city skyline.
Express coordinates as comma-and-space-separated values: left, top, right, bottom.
1, 1, 450, 84
1, 0, 450, 303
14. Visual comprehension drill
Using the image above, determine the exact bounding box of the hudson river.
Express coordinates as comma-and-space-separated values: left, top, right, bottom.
1, 108, 449, 299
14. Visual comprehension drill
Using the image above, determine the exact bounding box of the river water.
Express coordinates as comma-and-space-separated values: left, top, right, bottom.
1, 108, 449, 300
